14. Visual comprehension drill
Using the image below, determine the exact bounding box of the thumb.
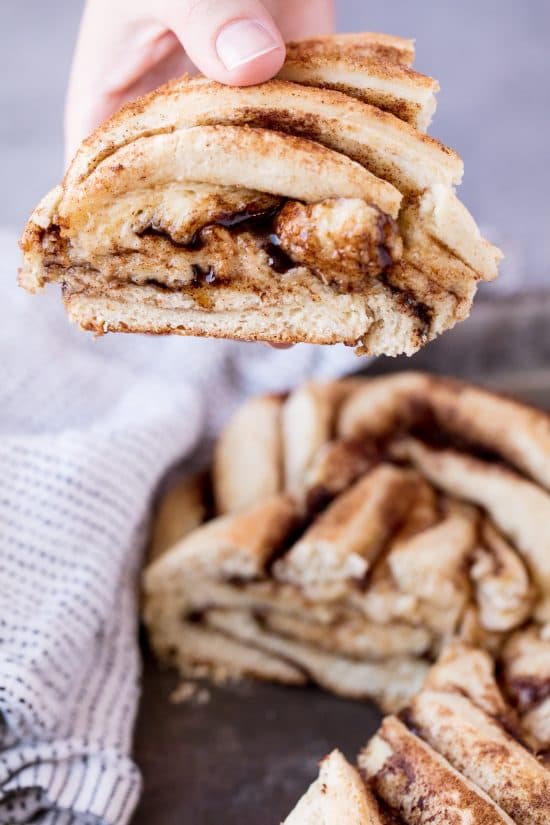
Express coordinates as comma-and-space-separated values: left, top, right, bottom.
161, 0, 286, 85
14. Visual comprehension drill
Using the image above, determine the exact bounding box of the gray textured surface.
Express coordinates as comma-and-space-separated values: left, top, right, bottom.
2, 1, 550, 287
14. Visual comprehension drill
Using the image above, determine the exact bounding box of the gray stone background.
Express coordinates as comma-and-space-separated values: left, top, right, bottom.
2, 1, 549, 288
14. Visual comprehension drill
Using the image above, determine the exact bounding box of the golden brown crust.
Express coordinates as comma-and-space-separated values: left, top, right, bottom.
408, 688, 550, 824
279, 54, 438, 130
286, 32, 416, 66
360, 716, 515, 824
273, 465, 420, 600
64, 76, 460, 193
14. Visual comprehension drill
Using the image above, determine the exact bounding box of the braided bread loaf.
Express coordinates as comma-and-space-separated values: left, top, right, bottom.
143, 372, 550, 721
19, 34, 500, 355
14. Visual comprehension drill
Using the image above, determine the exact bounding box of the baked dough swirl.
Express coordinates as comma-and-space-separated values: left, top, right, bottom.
144, 373, 550, 719
145, 371, 550, 821
19, 33, 500, 355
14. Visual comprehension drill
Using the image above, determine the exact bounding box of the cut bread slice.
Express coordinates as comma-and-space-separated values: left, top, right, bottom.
284, 642, 550, 823
360, 716, 515, 824
19, 34, 500, 356
360, 643, 550, 824
408, 688, 550, 824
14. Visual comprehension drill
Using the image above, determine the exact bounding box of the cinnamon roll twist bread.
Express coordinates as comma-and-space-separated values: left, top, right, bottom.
143, 372, 550, 718
284, 643, 550, 824
19, 34, 501, 355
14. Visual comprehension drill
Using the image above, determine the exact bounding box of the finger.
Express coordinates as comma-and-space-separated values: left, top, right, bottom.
270, 0, 335, 41
160, 0, 286, 86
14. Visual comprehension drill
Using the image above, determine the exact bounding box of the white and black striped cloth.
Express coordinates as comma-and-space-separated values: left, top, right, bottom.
0, 230, 358, 824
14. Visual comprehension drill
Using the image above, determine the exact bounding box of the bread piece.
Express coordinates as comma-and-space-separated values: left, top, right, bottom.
264, 611, 432, 660
149, 474, 207, 562
392, 438, 550, 620
408, 688, 550, 824
20, 34, 500, 356
206, 609, 427, 711
302, 438, 379, 510
282, 380, 358, 496
155, 614, 307, 686
273, 465, 419, 601
145, 494, 298, 585
283, 750, 388, 825
284, 637, 550, 823
360, 716, 515, 824
213, 394, 283, 514
471, 520, 534, 632
357, 497, 473, 639
279, 54, 438, 130
423, 642, 515, 722
386, 501, 475, 610
286, 32, 416, 67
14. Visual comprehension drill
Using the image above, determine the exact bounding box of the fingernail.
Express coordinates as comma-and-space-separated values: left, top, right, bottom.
216, 19, 281, 70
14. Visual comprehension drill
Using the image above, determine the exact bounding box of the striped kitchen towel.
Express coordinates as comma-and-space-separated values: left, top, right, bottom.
0, 230, 358, 824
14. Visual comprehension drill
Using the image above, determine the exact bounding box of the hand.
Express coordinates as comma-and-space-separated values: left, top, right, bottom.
65, 0, 335, 162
